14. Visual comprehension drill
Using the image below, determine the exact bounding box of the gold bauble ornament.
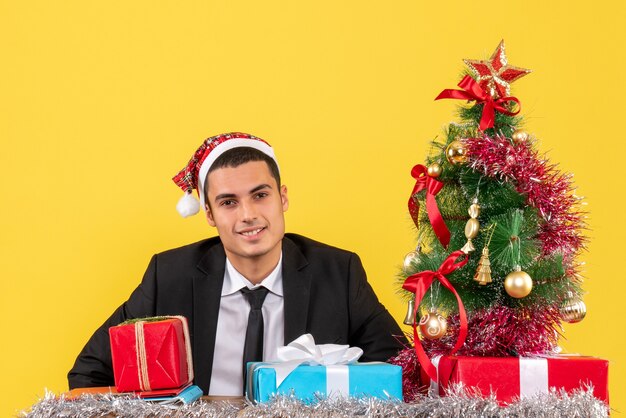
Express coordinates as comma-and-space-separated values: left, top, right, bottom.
419, 311, 448, 340
560, 294, 587, 323
511, 129, 529, 144
427, 163, 442, 178
504, 267, 533, 298
403, 249, 421, 272
445, 140, 468, 165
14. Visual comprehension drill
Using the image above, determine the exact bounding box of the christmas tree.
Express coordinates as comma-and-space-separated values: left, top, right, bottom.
395, 41, 587, 395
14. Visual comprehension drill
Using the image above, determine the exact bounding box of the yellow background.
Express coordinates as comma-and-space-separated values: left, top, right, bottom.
1, 1, 624, 415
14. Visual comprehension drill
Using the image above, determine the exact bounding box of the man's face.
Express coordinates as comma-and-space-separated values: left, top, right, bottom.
205, 160, 288, 266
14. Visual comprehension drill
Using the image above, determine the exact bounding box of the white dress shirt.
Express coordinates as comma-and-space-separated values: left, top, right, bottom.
207, 255, 285, 395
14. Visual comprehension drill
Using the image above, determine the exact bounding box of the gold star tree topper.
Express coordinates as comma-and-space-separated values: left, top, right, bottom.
463, 40, 531, 99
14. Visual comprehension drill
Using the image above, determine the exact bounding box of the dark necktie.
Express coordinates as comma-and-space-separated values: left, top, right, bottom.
241, 286, 270, 383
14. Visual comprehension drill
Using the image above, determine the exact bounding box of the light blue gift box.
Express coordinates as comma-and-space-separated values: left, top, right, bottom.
246, 362, 403, 403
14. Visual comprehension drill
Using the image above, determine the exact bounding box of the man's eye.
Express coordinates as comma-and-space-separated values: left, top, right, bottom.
254, 192, 268, 199
220, 200, 236, 206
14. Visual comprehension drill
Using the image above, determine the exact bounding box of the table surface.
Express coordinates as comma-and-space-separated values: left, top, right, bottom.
66, 387, 245, 403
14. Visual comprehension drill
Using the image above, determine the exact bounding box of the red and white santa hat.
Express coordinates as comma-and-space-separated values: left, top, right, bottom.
172, 132, 277, 217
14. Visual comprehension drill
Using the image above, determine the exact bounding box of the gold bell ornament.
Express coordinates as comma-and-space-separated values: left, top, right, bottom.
560, 292, 587, 323
445, 139, 468, 165
402, 245, 423, 326
504, 266, 533, 298
403, 296, 416, 325
419, 310, 448, 340
461, 198, 481, 253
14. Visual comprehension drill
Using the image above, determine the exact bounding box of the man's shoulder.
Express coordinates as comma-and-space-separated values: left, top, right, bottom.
284, 233, 356, 261
155, 236, 223, 261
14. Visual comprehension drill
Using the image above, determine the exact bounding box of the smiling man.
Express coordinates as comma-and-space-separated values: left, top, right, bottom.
68, 133, 406, 395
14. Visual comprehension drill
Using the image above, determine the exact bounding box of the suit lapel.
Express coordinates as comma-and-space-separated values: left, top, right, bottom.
282, 237, 312, 344
192, 242, 226, 394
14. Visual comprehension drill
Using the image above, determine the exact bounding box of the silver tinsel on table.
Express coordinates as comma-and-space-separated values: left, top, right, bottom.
22, 385, 609, 418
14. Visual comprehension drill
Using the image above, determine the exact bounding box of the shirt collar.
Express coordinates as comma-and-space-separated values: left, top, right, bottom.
222, 253, 284, 297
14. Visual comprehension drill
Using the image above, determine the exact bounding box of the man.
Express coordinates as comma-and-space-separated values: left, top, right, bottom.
68, 132, 406, 395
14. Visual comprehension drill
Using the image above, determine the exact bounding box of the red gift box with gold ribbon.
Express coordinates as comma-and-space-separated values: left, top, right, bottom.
421, 355, 608, 406
109, 316, 194, 393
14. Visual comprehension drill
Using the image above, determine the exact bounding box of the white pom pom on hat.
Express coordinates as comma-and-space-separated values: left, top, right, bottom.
176, 192, 201, 218
172, 133, 278, 217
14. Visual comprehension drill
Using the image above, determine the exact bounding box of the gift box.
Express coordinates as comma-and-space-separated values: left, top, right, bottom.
109, 316, 194, 393
246, 362, 403, 403
422, 355, 609, 405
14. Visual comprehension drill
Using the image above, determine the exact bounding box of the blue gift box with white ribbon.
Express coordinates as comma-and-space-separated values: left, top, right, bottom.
246, 362, 403, 403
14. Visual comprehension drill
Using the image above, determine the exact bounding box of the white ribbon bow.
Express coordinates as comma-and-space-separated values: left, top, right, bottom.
271, 334, 363, 387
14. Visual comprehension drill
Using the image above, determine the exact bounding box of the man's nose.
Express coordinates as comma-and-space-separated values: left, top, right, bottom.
240, 200, 257, 222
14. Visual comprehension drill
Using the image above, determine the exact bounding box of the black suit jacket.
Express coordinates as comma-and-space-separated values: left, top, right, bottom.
68, 233, 406, 393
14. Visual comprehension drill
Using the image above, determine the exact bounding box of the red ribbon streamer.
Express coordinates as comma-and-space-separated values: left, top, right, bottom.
402, 251, 469, 381
435, 75, 521, 131
408, 165, 450, 249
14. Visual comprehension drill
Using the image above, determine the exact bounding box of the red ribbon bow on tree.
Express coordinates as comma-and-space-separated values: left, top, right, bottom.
402, 250, 469, 381
408, 164, 450, 249
435, 75, 521, 131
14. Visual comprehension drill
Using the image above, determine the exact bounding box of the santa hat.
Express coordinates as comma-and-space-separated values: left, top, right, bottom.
172, 132, 277, 217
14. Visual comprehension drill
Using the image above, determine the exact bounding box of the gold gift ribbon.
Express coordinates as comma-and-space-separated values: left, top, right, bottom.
133, 315, 195, 392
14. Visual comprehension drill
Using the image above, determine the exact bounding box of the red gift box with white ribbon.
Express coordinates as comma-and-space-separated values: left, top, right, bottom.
422, 355, 609, 405
109, 316, 194, 393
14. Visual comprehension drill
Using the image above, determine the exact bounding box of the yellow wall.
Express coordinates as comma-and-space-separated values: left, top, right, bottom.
1, 1, 624, 415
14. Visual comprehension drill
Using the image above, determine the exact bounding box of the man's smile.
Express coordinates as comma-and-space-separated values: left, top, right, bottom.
238, 227, 266, 238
